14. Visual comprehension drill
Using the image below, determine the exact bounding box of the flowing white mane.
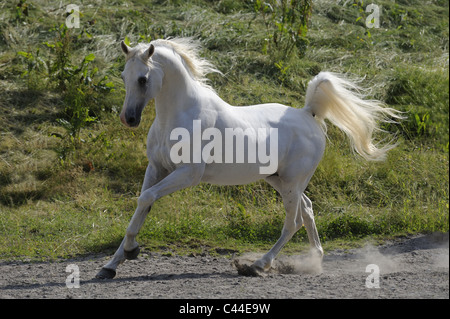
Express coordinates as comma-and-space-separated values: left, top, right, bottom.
127, 38, 221, 89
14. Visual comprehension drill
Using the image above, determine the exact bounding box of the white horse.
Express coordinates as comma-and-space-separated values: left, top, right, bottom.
96, 38, 401, 279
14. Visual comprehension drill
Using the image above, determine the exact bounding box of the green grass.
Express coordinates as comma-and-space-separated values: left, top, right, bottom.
0, 0, 448, 261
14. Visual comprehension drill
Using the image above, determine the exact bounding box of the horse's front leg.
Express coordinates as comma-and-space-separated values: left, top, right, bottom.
96, 164, 163, 279
123, 164, 204, 256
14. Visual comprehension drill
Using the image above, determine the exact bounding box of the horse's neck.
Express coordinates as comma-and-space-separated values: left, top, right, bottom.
152, 49, 229, 129
155, 79, 200, 126
152, 52, 197, 124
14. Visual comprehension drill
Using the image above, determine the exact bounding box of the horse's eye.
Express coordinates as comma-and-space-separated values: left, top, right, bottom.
138, 77, 147, 85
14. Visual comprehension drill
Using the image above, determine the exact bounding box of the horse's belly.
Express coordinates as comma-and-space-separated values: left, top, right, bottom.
201, 163, 269, 185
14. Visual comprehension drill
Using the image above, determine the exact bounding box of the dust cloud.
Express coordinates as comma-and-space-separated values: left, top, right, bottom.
233, 232, 449, 277
233, 251, 323, 277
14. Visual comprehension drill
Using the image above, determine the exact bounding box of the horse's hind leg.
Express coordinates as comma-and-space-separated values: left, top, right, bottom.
266, 177, 323, 258
252, 186, 302, 272
300, 194, 323, 258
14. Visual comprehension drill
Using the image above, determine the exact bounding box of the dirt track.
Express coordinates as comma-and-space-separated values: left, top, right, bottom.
0, 233, 448, 299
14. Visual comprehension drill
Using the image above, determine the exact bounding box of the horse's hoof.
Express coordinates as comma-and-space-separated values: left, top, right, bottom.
234, 260, 266, 277
248, 263, 267, 277
124, 246, 140, 260
96, 267, 116, 279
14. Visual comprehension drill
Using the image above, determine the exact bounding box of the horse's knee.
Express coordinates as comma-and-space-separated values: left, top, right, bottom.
137, 189, 156, 208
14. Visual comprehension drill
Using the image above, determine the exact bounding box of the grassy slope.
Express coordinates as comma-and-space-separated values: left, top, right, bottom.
0, 0, 448, 260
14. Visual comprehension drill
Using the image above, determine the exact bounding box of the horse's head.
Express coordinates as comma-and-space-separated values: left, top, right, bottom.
119, 41, 162, 127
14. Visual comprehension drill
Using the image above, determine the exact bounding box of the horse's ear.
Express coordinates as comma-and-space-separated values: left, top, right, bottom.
146, 44, 155, 60
121, 41, 130, 55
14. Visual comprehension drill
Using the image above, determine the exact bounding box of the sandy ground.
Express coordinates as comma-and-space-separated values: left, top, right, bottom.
0, 233, 448, 299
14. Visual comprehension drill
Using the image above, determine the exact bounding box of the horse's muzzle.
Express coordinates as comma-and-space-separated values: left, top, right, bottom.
121, 107, 142, 128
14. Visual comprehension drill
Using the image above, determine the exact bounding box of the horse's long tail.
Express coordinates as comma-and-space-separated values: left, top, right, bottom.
305, 72, 403, 161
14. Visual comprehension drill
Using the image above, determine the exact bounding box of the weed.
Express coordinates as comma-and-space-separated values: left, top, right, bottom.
252, 0, 312, 59
16, 48, 46, 90
17, 24, 115, 161
385, 66, 449, 147
14, 0, 30, 22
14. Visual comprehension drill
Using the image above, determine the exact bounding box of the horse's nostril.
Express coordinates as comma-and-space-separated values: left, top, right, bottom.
128, 117, 136, 124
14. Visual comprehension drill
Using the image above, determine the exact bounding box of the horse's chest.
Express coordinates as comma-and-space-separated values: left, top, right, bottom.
146, 137, 176, 172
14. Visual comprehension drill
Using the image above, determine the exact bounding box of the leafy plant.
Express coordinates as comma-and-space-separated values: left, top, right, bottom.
17, 24, 115, 162
16, 49, 46, 90
43, 24, 77, 92
15, 0, 29, 21
252, 0, 312, 59
52, 52, 115, 161
414, 112, 430, 136
274, 60, 290, 84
